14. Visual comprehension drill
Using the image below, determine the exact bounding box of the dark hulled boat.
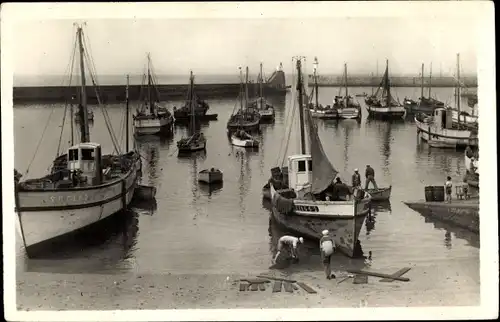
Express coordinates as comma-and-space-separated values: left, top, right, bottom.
227, 66, 261, 133
249, 63, 275, 123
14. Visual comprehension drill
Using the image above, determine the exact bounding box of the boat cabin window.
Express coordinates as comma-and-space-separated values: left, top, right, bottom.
298, 160, 306, 172
69, 149, 78, 161
308, 160, 312, 171
81, 148, 95, 161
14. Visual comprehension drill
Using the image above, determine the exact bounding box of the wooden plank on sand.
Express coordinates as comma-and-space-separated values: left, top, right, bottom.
257, 275, 297, 283
250, 283, 259, 291
272, 281, 282, 293
239, 278, 271, 284
353, 274, 368, 284
296, 282, 317, 294
283, 282, 294, 293
347, 269, 410, 282
379, 267, 411, 282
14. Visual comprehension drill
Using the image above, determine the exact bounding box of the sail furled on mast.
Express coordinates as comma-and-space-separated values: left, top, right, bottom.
305, 108, 338, 194
373, 64, 399, 106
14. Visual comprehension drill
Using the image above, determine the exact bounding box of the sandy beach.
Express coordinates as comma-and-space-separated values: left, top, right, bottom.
17, 258, 479, 310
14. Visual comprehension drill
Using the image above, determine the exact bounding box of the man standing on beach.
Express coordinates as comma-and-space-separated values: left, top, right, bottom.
272, 235, 304, 264
320, 230, 336, 279
364, 164, 378, 190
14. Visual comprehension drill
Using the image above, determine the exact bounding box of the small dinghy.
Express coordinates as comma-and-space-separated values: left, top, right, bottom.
231, 129, 259, 148
198, 168, 223, 184
364, 186, 392, 201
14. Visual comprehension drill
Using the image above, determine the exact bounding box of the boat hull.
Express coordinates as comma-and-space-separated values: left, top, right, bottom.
365, 105, 406, 119
231, 135, 259, 148
404, 199, 479, 234
174, 113, 218, 123
270, 186, 371, 257
309, 109, 339, 119
258, 110, 275, 123
337, 107, 361, 120
134, 117, 173, 136
15, 163, 139, 250
364, 186, 391, 201
415, 117, 479, 148
198, 170, 223, 184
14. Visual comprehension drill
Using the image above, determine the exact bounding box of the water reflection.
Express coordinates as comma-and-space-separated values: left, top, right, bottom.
22, 210, 140, 273
371, 200, 392, 213
422, 213, 479, 248
234, 148, 253, 217
198, 181, 224, 197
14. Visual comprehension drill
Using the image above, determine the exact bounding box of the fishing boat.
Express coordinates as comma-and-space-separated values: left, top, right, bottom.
231, 129, 259, 148
177, 72, 207, 154
227, 67, 261, 133
415, 54, 479, 149
332, 63, 361, 120
269, 58, 372, 258
198, 168, 223, 184
364, 186, 392, 202
14, 25, 141, 255
133, 53, 174, 136
308, 57, 338, 119
249, 63, 275, 123
173, 80, 217, 123
365, 60, 406, 120
406, 63, 445, 116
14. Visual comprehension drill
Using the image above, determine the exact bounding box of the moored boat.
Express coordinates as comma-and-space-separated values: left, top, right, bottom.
308, 57, 339, 120
231, 129, 259, 148
198, 168, 223, 184
269, 58, 371, 258
227, 66, 261, 133
177, 72, 208, 154
15, 25, 141, 254
249, 63, 275, 123
365, 60, 406, 120
404, 63, 445, 116
364, 186, 392, 201
133, 54, 174, 136
333, 63, 361, 120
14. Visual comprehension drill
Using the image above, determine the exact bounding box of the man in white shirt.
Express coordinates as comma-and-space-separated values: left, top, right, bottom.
272, 235, 304, 264
319, 230, 336, 279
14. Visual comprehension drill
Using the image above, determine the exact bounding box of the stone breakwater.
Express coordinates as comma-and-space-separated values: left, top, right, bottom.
16, 259, 479, 310
308, 75, 478, 88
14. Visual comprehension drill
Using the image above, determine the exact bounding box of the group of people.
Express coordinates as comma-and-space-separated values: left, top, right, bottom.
272, 230, 337, 280
351, 164, 378, 190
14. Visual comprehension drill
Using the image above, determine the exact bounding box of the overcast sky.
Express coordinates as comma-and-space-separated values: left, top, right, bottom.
9, 3, 482, 77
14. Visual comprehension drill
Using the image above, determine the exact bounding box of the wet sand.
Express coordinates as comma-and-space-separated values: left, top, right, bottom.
17, 259, 479, 310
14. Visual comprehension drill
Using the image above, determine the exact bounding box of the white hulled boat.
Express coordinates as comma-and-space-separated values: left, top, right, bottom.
15, 25, 141, 254
333, 63, 361, 120
269, 58, 371, 258
308, 57, 338, 120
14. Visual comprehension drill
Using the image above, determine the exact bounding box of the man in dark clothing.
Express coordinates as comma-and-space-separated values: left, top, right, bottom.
352, 169, 361, 188
364, 165, 378, 189
332, 178, 351, 200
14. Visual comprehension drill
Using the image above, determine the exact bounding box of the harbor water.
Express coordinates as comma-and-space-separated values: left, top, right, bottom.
14, 86, 479, 281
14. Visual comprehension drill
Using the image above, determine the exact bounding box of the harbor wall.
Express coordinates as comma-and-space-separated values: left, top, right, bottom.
13, 83, 287, 104
307, 75, 478, 88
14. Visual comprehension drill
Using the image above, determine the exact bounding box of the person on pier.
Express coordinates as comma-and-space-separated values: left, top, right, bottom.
445, 176, 453, 203
364, 164, 378, 190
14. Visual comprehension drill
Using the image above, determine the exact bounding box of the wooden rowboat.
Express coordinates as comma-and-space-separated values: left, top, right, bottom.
364, 186, 392, 201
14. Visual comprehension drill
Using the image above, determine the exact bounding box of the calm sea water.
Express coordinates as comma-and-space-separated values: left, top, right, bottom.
14, 86, 479, 276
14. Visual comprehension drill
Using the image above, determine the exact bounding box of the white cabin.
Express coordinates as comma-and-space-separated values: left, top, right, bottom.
287, 154, 312, 191
67, 142, 103, 185
432, 108, 453, 130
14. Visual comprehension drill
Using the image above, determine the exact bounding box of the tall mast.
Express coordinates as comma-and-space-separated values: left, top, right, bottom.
70, 100, 74, 146
385, 60, 390, 107
126, 75, 130, 152
147, 53, 153, 114
238, 67, 243, 128
456, 53, 461, 122
259, 62, 263, 98
420, 63, 424, 99
371, 72, 374, 95
428, 62, 433, 98
344, 63, 348, 105
296, 58, 306, 155
245, 66, 249, 118
190, 71, 195, 135
77, 26, 90, 143
313, 57, 319, 109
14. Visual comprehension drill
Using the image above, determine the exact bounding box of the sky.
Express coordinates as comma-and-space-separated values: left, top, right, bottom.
9, 3, 482, 77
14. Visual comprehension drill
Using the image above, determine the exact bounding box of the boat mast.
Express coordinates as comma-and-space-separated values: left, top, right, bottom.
457, 53, 461, 124
238, 67, 243, 128
313, 57, 319, 110
371, 72, 374, 95
420, 63, 424, 99
190, 71, 195, 135
126, 74, 130, 152
344, 63, 348, 106
259, 62, 263, 99
77, 26, 90, 143
428, 62, 433, 98
70, 102, 74, 146
147, 53, 153, 114
296, 58, 306, 155
385, 60, 390, 107
245, 66, 249, 119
